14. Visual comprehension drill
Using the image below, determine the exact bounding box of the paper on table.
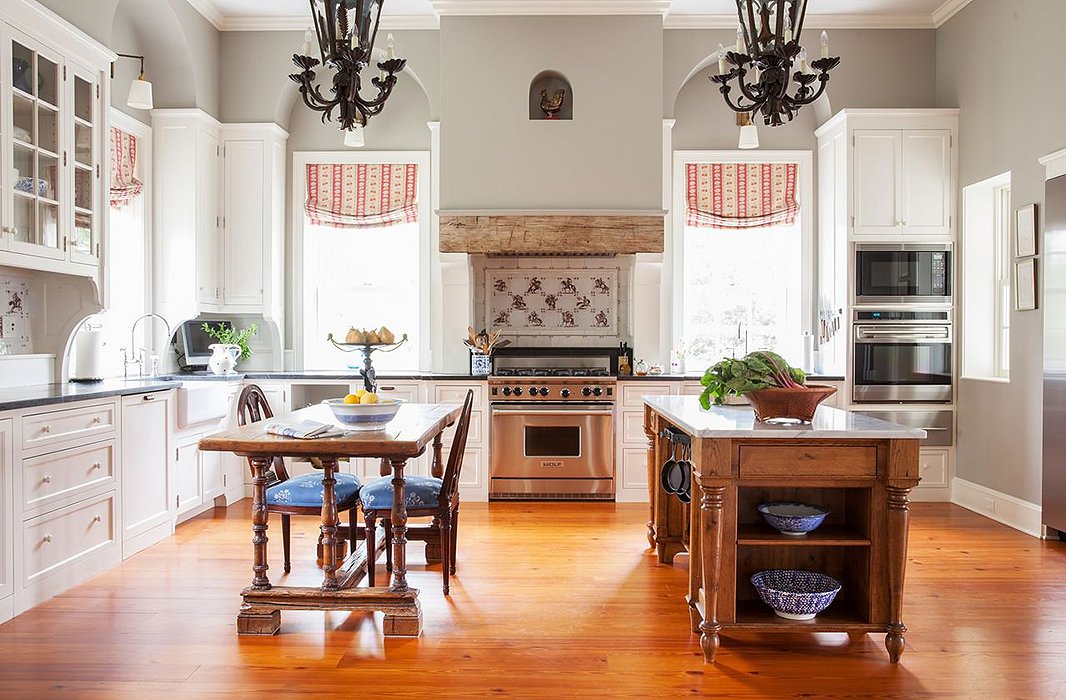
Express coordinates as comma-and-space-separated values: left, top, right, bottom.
266, 420, 347, 439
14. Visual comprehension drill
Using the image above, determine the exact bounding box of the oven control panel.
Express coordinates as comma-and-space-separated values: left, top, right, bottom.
489, 380, 615, 401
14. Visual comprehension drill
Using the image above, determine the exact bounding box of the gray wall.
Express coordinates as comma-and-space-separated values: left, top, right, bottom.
937, 0, 1066, 504
439, 16, 663, 210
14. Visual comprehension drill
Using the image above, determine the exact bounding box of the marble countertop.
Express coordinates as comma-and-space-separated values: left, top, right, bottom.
644, 395, 926, 439
0, 379, 175, 412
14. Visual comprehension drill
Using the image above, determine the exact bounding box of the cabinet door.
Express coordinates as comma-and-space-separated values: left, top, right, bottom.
200, 448, 223, 502
852, 130, 902, 237
0, 419, 12, 603
173, 441, 202, 516
901, 130, 952, 237
7, 31, 65, 261
68, 63, 100, 265
196, 130, 221, 308
121, 393, 172, 543
222, 140, 265, 307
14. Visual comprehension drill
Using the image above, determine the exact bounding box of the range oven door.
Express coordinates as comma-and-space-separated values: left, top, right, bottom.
489, 404, 615, 499
853, 325, 953, 403
855, 244, 952, 305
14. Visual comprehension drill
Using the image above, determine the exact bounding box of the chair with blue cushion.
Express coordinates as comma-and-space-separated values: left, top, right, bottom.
237, 384, 361, 574
361, 389, 474, 594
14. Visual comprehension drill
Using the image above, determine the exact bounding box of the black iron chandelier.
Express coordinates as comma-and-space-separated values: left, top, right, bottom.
711, 0, 841, 127
290, 0, 406, 135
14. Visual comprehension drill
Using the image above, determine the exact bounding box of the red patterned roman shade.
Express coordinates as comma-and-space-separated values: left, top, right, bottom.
685, 162, 799, 229
109, 127, 143, 208
305, 163, 418, 228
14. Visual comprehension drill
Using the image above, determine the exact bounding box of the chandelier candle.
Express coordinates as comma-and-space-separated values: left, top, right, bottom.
711, 0, 841, 127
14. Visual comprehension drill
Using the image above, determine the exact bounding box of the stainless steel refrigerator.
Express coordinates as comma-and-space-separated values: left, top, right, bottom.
1043, 174, 1066, 538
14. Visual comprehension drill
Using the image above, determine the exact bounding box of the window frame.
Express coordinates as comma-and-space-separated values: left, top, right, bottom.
668, 150, 814, 365
292, 151, 431, 371
993, 182, 1011, 379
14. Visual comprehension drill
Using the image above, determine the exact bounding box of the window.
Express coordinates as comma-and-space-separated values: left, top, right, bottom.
674, 155, 811, 371
961, 172, 1011, 381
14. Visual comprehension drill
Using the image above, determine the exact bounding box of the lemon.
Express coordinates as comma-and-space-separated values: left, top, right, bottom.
359, 392, 379, 404
343, 394, 360, 404
355, 388, 367, 397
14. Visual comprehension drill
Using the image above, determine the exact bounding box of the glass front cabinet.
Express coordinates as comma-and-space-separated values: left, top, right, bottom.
0, 17, 109, 272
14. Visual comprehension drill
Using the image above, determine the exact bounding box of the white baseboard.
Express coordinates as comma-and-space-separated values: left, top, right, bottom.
122, 520, 175, 559
615, 486, 650, 504
951, 477, 1043, 538
910, 485, 952, 503
221, 484, 247, 506
0, 595, 13, 625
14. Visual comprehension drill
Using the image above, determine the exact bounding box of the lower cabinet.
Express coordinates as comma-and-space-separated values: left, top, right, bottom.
0, 419, 12, 618
121, 392, 174, 558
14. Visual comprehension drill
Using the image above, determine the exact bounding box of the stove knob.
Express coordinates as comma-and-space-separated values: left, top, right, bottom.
513, 386, 523, 396
560, 388, 571, 398
582, 387, 592, 397
502, 386, 513, 396
593, 386, 603, 397
539, 387, 550, 397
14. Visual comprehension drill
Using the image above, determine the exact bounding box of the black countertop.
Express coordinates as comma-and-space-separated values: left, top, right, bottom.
616, 373, 845, 382
0, 379, 175, 412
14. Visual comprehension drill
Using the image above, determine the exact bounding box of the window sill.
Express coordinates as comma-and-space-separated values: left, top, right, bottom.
959, 375, 1011, 385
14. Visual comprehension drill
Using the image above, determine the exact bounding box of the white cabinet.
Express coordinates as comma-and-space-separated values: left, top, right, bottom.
901, 130, 952, 237
0, 419, 12, 610
120, 391, 173, 557
172, 441, 202, 519
0, 3, 111, 278
853, 130, 901, 237
195, 129, 222, 308
616, 381, 678, 503
429, 382, 487, 500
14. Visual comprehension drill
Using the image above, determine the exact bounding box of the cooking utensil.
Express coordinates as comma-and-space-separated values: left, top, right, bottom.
660, 443, 681, 494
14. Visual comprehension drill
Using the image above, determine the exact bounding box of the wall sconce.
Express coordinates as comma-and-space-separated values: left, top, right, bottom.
111, 53, 153, 110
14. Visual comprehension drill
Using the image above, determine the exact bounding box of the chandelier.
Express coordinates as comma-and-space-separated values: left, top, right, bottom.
290, 0, 406, 135
711, 0, 840, 127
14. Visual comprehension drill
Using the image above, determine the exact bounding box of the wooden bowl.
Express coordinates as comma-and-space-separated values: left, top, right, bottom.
743, 385, 838, 424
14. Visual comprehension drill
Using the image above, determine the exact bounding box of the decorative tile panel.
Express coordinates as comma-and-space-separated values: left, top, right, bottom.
486, 268, 617, 335
0, 277, 33, 353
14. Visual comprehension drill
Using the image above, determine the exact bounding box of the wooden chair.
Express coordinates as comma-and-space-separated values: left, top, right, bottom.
236, 384, 362, 574
360, 389, 474, 595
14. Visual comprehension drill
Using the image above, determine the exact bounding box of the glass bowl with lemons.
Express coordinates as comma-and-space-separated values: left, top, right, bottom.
322, 389, 404, 431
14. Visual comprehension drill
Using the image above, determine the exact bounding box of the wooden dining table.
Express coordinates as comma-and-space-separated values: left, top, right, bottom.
199, 401, 462, 637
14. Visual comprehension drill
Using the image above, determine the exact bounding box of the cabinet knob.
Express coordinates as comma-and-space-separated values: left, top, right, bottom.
92, 515, 102, 524
41, 425, 51, 433
42, 475, 52, 483
91, 462, 102, 470
92, 416, 102, 424
42, 534, 53, 543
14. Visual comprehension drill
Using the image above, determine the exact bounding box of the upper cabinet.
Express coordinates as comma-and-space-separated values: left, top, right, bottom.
0, 3, 112, 278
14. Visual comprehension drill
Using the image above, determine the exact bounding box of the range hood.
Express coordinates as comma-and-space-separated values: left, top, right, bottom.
438, 210, 666, 255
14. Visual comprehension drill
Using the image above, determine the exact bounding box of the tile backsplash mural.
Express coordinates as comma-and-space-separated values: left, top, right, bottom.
0, 276, 33, 353
487, 268, 617, 335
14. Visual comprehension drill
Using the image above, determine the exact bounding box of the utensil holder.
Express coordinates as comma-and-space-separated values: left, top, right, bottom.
470, 352, 491, 376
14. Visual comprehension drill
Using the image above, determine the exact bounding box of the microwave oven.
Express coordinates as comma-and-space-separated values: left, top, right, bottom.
854, 244, 952, 305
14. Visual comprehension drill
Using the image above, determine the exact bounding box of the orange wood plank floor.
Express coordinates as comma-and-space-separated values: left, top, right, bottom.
0, 502, 1064, 698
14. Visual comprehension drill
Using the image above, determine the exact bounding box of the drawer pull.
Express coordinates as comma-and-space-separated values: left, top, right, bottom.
379, 386, 396, 392
92, 416, 102, 424
92, 515, 102, 524
42, 534, 53, 543
41, 425, 51, 434
91, 462, 102, 470
42, 475, 52, 484
142, 395, 155, 402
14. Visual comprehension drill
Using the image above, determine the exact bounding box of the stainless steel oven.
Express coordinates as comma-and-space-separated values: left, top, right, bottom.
490, 402, 615, 499
853, 310, 953, 404
855, 243, 952, 305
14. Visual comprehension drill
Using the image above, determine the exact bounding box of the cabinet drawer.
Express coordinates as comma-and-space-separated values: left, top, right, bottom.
621, 410, 650, 444
374, 382, 421, 402
22, 492, 115, 586
457, 448, 483, 489
919, 449, 949, 488
23, 440, 116, 514
738, 445, 877, 478
620, 446, 650, 490
621, 382, 676, 408
442, 410, 483, 447
22, 403, 116, 451
433, 383, 484, 406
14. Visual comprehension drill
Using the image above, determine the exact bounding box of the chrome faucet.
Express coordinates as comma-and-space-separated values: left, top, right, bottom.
122, 313, 172, 379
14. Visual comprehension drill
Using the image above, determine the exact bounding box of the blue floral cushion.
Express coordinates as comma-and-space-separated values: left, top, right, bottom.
266, 472, 362, 508
360, 475, 442, 510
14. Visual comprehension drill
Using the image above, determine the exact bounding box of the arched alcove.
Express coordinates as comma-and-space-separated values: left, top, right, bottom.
528, 70, 573, 120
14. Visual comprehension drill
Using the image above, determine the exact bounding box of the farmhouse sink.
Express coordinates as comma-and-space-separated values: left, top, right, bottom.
176, 382, 236, 429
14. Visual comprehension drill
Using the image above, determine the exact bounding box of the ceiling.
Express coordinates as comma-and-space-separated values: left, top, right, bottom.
185, 0, 973, 30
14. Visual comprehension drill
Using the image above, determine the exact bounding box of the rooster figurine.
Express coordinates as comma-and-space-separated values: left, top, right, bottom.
540, 88, 566, 119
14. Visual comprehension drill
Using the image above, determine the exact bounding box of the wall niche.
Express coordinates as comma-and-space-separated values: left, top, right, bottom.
528, 70, 573, 121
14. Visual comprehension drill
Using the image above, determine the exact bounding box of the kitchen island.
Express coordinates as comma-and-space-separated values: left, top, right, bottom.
643, 396, 925, 663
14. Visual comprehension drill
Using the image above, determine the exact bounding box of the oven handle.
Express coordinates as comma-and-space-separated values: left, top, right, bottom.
491, 409, 615, 417
855, 337, 952, 344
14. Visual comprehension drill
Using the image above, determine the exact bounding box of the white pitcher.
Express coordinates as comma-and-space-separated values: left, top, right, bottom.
208, 343, 241, 375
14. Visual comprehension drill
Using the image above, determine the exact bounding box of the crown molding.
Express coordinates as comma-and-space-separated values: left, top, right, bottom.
219, 14, 441, 31
664, 13, 936, 30
431, 0, 671, 16
184, 0, 224, 30
932, 0, 975, 28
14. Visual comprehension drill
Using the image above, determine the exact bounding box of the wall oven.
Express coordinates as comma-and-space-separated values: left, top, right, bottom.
853, 310, 953, 404
855, 243, 952, 305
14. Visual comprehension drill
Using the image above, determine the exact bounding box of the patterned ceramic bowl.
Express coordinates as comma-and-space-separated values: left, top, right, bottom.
322, 398, 403, 431
757, 502, 830, 536
751, 569, 842, 620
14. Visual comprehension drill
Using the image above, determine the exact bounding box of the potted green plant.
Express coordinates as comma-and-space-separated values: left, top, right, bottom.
699, 350, 836, 423
201, 322, 258, 375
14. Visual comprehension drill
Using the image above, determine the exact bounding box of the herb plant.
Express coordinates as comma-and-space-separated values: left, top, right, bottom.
201, 322, 258, 361
699, 350, 807, 410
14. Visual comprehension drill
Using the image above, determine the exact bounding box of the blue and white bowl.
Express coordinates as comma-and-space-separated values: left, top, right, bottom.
757, 502, 830, 536
751, 569, 842, 620
322, 397, 403, 431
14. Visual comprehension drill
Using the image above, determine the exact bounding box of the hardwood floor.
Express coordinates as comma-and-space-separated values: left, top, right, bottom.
0, 501, 1064, 698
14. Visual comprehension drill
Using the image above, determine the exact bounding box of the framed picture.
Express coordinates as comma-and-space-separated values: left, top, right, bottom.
1015, 258, 1037, 311
1016, 203, 1038, 258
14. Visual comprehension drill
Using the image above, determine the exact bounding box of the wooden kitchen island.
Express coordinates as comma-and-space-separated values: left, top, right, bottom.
643, 396, 925, 663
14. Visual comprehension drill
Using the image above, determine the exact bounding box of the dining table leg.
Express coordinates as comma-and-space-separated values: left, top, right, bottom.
320, 457, 340, 591
250, 456, 272, 590
389, 458, 410, 592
